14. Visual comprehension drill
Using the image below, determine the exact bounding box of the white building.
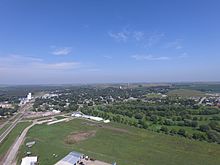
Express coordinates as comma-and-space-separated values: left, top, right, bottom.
21, 156, 37, 165
72, 112, 110, 123
104, 119, 110, 123
52, 110, 61, 114
55, 151, 83, 165
27, 93, 32, 100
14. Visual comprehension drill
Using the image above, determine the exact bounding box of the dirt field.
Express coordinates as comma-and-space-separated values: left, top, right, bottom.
65, 130, 96, 144
81, 159, 111, 165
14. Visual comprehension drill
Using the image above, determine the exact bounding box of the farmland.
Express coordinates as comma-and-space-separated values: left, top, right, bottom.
17, 119, 220, 165
167, 89, 206, 97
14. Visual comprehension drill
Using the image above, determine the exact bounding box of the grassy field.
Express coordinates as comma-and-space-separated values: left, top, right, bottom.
54, 116, 66, 120
168, 89, 206, 97
175, 83, 220, 93
0, 122, 31, 160
0, 123, 10, 135
17, 119, 220, 165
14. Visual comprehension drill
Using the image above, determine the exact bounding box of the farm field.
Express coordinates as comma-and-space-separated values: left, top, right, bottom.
167, 89, 206, 97
176, 83, 220, 93
17, 119, 220, 165
0, 122, 31, 160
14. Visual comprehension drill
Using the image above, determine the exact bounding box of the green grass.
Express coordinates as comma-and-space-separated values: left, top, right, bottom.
168, 89, 206, 97
54, 116, 66, 120
0, 122, 31, 158
144, 93, 164, 98
17, 119, 220, 165
176, 83, 220, 93
0, 123, 10, 135
167, 125, 206, 134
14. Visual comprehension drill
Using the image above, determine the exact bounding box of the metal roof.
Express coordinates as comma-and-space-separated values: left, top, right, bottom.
55, 151, 83, 165
21, 156, 37, 165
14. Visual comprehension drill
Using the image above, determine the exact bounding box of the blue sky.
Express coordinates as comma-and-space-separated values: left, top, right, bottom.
0, 0, 220, 84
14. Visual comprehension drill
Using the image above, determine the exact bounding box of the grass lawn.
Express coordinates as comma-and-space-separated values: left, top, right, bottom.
17, 119, 220, 165
0, 123, 10, 135
54, 116, 66, 120
0, 122, 31, 159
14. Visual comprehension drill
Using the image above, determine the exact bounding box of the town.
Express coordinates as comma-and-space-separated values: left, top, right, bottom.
0, 83, 220, 164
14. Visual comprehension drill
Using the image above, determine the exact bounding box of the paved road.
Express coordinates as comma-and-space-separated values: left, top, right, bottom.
3, 117, 70, 165
3, 121, 36, 165
0, 103, 32, 144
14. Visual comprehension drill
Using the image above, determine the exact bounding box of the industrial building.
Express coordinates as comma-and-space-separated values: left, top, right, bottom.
55, 151, 84, 165
21, 156, 37, 165
71, 112, 110, 123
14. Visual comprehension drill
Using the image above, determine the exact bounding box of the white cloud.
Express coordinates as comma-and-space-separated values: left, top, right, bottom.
109, 28, 146, 43
179, 52, 188, 58
108, 30, 129, 42
0, 55, 80, 71
133, 31, 145, 41
109, 28, 165, 48
32, 62, 80, 70
51, 47, 72, 55
145, 33, 165, 47
131, 54, 170, 61
164, 39, 183, 49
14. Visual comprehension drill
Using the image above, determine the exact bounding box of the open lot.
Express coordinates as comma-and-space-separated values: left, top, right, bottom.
17, 119, 220, 165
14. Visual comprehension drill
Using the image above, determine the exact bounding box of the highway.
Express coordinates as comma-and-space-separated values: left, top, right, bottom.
3, 117, 71, 165
3, 121, 36, 165
0, 102, 33, 144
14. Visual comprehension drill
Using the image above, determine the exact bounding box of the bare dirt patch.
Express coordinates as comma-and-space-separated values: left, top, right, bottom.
64, 130, 96, 144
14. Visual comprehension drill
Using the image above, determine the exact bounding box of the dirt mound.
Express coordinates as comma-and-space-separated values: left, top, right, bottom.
65, 130, 96, 144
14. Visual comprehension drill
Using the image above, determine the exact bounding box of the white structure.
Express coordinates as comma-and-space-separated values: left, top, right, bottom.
21, 156, 37, 165
55, 151, 83, 165
72, 113, 82, 117
104, 119, 110, 123
52, 110, 61, 114
27, 93, 32, 100
0, 102, 13, 108
47, 118, 70, 125
72, 112, 110, 122
71, 112, 83, 117
87, 116, 103, 122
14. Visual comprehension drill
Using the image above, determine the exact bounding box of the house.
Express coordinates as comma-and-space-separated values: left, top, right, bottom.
55, 151, 84, 165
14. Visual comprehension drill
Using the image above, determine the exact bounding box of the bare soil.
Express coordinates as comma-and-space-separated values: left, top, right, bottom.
64, 130, 96, 144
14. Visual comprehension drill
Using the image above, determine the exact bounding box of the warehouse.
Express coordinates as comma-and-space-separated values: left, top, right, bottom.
21, 156, 37, 165
55, 151, 84, 165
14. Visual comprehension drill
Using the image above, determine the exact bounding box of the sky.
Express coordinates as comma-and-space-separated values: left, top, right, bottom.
0, 0, 220, 84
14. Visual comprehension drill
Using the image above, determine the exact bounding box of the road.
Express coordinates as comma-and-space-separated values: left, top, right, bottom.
3, 117, 70, 165
3, 121, 36, 165
0, 102, 33, 144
